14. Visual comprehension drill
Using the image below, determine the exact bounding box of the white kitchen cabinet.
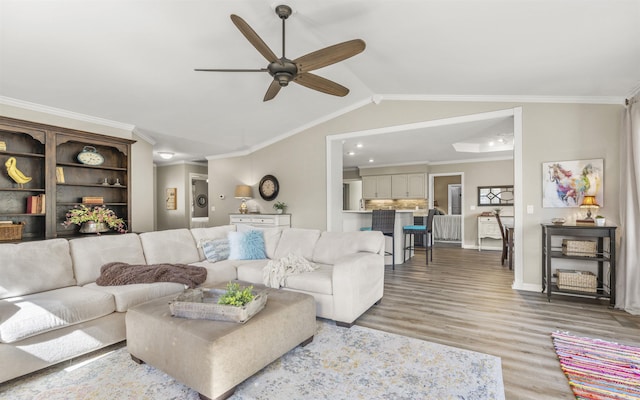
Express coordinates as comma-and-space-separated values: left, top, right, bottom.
407, 173, 426, 198
362, 175, 392, 199
392, 173, 425, 199
391, 174, 408, 198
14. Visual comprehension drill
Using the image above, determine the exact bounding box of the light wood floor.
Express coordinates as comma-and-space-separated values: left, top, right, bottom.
355, 244, 640, 400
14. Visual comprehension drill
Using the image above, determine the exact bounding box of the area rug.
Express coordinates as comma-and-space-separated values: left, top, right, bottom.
551, 331, 640, 399
2, 321, 505, 400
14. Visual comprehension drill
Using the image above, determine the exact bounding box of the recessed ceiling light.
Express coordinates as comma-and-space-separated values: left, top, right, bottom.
356, 143, 363, 148
347, 151, 355, 156
369, 158, 374, 163
158, 151, 175, 160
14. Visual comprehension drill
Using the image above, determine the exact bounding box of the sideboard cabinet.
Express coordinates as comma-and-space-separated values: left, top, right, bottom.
229, 214, 291, 229
0, 117, 134, 240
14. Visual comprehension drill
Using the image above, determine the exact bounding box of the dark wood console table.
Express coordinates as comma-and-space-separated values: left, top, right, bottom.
541, 223, 616, 307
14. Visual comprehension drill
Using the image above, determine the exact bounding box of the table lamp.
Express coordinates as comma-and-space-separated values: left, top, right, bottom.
234, 185, 253, 214
579, 195, 599, 222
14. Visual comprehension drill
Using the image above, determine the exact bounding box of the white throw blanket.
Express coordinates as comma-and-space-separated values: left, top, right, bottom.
263, 253, 318, 288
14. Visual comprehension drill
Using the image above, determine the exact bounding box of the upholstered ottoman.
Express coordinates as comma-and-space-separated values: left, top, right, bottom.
126, 285, 316, 400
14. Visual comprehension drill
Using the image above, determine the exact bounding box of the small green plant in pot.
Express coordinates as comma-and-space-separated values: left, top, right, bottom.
595, 215, 606, 226
217, 282, 255, 307
273, 201, 287, 214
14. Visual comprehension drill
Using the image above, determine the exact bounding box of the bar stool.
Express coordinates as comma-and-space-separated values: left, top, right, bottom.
370, 210, 396, 270
403, 208, 436, 265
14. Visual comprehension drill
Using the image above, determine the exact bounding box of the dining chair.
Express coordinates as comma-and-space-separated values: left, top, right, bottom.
371, 209, 396, 270
495, 213, 512, 269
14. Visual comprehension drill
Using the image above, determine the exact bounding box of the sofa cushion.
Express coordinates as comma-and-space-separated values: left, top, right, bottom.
228, 230, 267, 260
274, 228, 321, 260
235, 260, 271, 283
236, 225, 282, 259
140, 229, 200, 265
201, 239, 230, 262
69, 233, 147, 285
312, 231, 385, 265
283, 264, 333, 295
0, 286, 115, 343
83, 282, 185, 312
190, 225, 236, 260
0, 239, 75, 300
190, 260, 238, 286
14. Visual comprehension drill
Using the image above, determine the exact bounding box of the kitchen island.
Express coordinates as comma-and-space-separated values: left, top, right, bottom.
343, 210, 415, 265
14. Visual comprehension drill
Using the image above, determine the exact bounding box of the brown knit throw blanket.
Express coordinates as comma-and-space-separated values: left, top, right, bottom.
96, 262, 207, 288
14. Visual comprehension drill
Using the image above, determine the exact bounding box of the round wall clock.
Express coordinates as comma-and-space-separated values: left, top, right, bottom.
259, 174, 279, 201
77, 146, 105, 166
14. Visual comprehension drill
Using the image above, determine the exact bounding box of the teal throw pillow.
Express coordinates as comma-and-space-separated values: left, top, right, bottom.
201, 239, 230, 262
228, 230, 267, 260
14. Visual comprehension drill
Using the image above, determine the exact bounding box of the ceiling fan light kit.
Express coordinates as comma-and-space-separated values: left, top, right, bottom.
195, 4, 365, 101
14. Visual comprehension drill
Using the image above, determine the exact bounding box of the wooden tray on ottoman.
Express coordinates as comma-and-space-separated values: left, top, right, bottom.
169, 287, 267, 323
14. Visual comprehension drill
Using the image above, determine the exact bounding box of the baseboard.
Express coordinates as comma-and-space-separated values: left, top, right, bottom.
512, 282, 542, 292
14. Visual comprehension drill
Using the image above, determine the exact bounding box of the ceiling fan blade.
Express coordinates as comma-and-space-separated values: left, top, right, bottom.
294, 39, 365, 73
293, 73, 349, 97
263, 80, 282, 102
230, 14, 279, 63
194, 68, 267, 72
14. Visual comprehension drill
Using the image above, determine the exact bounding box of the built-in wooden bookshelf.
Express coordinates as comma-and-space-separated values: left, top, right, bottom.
0, 117, 134, 241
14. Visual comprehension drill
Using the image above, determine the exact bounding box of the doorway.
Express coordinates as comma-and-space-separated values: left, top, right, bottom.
448, 184, 462, 215
190, 173, 209, 228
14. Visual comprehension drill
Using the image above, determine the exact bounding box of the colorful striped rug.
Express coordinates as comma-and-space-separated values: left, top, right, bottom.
551, 331, 640, 399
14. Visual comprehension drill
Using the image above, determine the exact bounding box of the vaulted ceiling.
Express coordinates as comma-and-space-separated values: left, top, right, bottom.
1, 0, 639, 165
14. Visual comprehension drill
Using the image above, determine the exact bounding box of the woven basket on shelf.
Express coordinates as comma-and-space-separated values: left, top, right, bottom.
557, 269, 598, 293
169, 288, 267, 323
562, 239, 597, 257
0, 222, 24, 241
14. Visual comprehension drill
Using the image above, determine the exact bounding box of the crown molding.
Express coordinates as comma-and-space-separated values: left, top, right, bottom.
377, 94, 626, 105
246, 97, 374, 154
132, 127, 156, 145
0, 96, 136, 131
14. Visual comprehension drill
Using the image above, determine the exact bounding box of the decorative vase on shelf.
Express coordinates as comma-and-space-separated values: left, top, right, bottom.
79, 221, 110, 234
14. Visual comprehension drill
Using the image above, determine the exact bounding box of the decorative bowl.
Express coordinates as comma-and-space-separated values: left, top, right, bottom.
551, 218, 566, 225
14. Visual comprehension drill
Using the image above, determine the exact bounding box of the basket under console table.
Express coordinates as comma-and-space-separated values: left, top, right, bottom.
541, 223, 616, 307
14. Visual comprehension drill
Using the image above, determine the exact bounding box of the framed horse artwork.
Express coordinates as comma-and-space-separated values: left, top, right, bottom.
542, 159, 604, 208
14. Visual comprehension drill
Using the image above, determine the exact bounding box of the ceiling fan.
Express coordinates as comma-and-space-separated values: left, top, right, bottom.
195, 5, 366, 101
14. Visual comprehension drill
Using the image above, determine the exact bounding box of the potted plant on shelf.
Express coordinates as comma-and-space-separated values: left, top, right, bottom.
273, 201, 287, 214
595, 215, 606, 226
62, 204, 127, 234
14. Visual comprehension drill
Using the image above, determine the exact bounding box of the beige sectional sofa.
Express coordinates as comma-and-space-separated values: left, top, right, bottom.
0, 225, 385, 383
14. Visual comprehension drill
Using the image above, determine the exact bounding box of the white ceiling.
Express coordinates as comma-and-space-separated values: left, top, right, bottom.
1, 0, 639, 166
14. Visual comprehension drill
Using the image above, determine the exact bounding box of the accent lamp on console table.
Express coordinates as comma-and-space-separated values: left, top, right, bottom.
234, 185, 253, 214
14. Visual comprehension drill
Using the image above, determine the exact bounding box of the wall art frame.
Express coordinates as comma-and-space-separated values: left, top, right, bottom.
165, 187, 177, 210
477, 185, 514, 206
542, 158, 603, 208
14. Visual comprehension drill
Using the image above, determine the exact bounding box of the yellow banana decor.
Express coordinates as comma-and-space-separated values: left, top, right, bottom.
5, 157, 32, 188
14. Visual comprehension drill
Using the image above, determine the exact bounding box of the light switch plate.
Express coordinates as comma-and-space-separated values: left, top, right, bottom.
527, 205, 534, 214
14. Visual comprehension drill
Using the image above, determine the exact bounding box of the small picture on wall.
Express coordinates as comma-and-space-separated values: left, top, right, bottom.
542, 158, 603, 208
166, 188, 177, 210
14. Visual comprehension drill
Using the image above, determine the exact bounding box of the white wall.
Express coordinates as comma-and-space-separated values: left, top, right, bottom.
130, 132, 154, 232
